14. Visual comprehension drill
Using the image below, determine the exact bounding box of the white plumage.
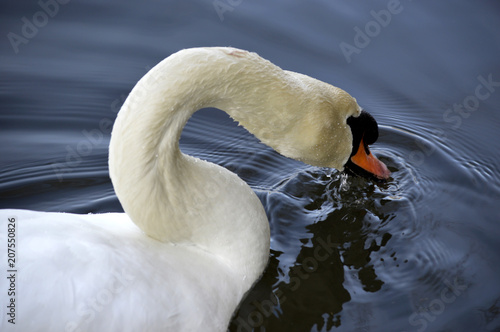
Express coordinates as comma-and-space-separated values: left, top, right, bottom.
1, 47, 362, 331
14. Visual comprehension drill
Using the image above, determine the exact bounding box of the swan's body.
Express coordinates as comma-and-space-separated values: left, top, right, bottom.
1, 210, 242, 331
0, 47, 384, 331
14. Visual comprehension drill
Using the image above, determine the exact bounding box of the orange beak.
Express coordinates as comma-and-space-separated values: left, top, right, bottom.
350, 138, 391, 180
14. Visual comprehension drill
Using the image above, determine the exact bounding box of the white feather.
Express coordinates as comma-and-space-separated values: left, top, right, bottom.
0, 47, 362, 331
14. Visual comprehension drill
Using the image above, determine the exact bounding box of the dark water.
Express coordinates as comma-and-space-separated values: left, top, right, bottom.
1, 1, 500, 331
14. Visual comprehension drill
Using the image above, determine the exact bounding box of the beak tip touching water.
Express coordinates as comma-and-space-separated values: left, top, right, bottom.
346, 138, 391, 181
371, 156, 391, 180
345, 110, 391, 181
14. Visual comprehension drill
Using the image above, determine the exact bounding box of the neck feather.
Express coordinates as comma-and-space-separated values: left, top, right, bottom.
109, 47, 360, 282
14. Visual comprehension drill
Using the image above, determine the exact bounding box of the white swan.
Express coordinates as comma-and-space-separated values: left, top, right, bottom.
0, 47, 389, 331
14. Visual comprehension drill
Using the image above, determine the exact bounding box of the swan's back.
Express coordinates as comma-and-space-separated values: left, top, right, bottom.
0, 209, 242, 331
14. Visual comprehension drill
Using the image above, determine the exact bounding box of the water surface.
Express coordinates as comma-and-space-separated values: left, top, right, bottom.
1, 1, 500, 331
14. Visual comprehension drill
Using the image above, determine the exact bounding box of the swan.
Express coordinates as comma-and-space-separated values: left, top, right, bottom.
0, 47, 389, 331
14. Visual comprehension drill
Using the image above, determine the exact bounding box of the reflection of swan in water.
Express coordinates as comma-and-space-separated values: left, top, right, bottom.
236, 122, 476, 331
231, 168, 393, 331
0, 47, 389, 331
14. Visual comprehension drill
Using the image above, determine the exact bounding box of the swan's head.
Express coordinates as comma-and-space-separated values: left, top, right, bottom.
345, 110, 391, 181
271, 75, 390, 181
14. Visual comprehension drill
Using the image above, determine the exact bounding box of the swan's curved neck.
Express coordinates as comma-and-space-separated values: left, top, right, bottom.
109, 47, 360, 281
